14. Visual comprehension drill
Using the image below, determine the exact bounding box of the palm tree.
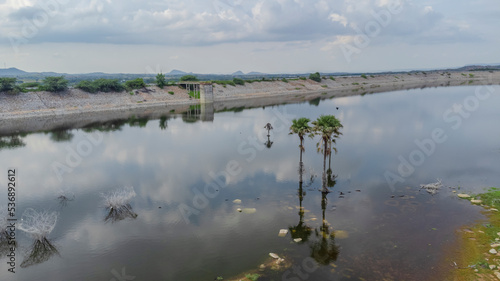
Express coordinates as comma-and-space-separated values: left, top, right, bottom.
264, 123, 273, 137
311, 115, 342, 192
289, 118, 311, 175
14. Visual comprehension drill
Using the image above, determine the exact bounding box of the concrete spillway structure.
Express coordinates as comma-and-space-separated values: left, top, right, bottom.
200, 83, 214, 104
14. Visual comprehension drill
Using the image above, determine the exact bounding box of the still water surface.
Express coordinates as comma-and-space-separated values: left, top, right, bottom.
1, 86, 500, 280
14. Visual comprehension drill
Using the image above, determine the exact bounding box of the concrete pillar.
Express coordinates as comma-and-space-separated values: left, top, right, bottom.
200, 84, 214, 104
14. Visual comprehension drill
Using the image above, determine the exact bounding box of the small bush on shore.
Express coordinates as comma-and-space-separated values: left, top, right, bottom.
76, 80, 97, 93
233, 78, 245, 85
124, 78, 146, 90
76, 79, 124, 93
281, 78, 289, 83
168, 91, 174, 95
361, 74, 368, 79
20, 82, 40, 88
213, 80, 236, 87
40, 76, 68, 92
179, 75, 198, 82
309, 72, 321, 82
156, 73, 166, 88
0, 78, 18, 94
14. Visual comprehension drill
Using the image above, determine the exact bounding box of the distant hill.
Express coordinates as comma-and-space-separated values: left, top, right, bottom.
168, 69, 187, 75
455, 64, 500, 71
247, 71, 267, 75
232, 70, 245, 76
0, 67, 28, 76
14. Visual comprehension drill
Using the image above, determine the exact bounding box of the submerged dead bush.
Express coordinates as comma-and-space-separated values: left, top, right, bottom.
101, 186, 138, 222
18, 208, 58, 241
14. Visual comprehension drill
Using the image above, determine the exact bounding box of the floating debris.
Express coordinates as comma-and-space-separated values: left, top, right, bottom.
334, 230, 349, 239
293, 238, 302, 243
242, 208, 256, 214
457, 194, 471, 198
236, 208, 242, 212
420, 180, 442, 195
278, 229, 288, 237
470, 199, 482, 204
269, 253, 280, 259
233, 199, 242, 204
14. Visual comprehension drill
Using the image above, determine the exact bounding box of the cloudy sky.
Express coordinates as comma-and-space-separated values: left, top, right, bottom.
0, 0, 499, 74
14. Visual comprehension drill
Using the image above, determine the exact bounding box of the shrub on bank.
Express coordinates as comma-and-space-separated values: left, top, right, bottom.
124, 78, 146, 90
213, 80, 236, 87
179, 75, 198, 82
309, 72, 321, 82
233, 78, 245, 85
156, 73, 166, 88
20, 82, 40, 88
40, 76, 68, 92
0, 78, 18, 94
76, 79, 124, 93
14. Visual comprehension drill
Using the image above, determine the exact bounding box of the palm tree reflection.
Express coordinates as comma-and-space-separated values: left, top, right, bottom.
309, 189, 339, 265
288, 161, 312, 243
309, 115, 342, 265
264, 135, 274, 149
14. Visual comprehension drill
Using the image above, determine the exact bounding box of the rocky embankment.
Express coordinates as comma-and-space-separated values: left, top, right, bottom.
1, 70, 499, 124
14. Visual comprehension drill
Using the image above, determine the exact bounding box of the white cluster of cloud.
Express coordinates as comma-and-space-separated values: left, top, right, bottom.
0, 0, 498, 73
0, 0, 490, 46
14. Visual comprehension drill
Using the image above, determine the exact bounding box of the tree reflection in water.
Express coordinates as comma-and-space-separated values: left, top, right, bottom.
264, 135, 274, 149
0, 134, 26, 150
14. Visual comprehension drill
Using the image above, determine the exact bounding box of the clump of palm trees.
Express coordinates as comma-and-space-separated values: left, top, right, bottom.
289, 115, 342, 265
289, 115, 343, 192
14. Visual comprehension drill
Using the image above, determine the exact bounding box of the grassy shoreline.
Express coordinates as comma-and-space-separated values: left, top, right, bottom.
447, 188, 500, 280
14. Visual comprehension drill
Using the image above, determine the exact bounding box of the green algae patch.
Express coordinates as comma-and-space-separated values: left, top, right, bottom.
446, 188, 500, 280
223, 254, 292, 281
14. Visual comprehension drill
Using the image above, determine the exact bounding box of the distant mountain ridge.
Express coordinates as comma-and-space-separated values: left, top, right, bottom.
1, 64, 500, 79
0, 67, 27, 76
168, 69, 187, 75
